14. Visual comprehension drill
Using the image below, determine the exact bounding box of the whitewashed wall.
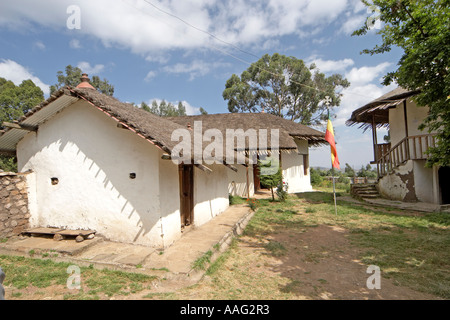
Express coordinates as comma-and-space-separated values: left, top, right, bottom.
281, 139, 312, 193
17, 100, 181, 247
227, 164, 254, 198
194, 164, 229, 227
384, 100, 439, 204
389, 99, 434, 146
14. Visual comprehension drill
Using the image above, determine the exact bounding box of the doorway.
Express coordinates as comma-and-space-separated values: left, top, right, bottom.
438, 166, 450, 204
179, 164, 194, 227
253, 163, 261, 193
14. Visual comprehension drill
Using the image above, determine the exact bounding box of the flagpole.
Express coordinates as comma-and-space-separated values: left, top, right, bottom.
331, 166, 337, 217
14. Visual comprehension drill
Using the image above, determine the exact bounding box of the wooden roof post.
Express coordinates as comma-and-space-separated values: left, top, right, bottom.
403, 100, 410, 159
372, 114, 378, 162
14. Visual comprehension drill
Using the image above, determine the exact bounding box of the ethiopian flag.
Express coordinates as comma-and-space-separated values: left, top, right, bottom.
324, 113, 340, 170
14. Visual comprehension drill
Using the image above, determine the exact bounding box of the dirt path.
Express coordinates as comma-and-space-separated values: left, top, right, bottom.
236, 224, 439, 300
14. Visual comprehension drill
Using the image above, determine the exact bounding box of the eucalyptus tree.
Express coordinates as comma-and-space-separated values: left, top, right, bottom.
223, 53, 350, 126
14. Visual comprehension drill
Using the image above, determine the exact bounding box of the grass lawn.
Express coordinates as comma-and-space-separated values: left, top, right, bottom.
0, 255, 158, 299
185, 190, 449, 299
1, 189, 449, 300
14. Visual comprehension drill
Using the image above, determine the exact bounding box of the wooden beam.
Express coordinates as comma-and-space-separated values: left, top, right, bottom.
246, 165, 250, 199
161, 154, 172, 160
2, 122, 38, 132
371, 115, 378, 161
0, 149, 16, 156
403, 100, 410, 159
194, 163, 212, 173
224, 163, 238, 172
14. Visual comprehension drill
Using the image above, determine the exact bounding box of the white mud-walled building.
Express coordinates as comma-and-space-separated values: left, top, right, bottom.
0, 76, 230, 247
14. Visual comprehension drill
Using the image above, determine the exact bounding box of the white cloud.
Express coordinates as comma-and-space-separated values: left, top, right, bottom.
0, 0, 359, 55
308, 57, 355, 73
181, 100, 201, 115
76, 61, 105, 75
144, 70, 157, 82
345, 62, 392, 86
0, 59, 50, 96
145, 54, 170, 64
339, 14, 366, 34
162, 60, 230, 80
33, 41, 46, 50
69, 39, 82, 49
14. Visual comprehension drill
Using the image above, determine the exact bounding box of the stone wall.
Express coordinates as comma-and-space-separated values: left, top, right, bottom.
0, 172, 30, 239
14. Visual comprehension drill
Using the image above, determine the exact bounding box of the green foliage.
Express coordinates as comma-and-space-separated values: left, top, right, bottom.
223, 53, 350, 126
142, 100, 187, 117
276, 181, 288, 202
310, 168, 324, 185
0, 77, 43, 173
248, 198, 258, 211
344, 163, 355, 177
229, 194, 247, 205
356, 164, 377, 178
0, 155, 17, 172
259, 159, 283, 201
354, 0, 450, 167
192, 250, 213, 270
0, 77, 44, 123
50, 65, 114, 96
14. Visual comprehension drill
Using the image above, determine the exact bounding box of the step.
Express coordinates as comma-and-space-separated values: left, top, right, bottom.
358, 194, 379, 199
355, 191, 379, 196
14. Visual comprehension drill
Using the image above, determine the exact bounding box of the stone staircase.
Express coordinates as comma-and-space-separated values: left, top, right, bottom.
350, 183, 380, 199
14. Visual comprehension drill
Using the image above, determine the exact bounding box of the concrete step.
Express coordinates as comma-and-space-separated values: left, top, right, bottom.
351, 184, 380, 199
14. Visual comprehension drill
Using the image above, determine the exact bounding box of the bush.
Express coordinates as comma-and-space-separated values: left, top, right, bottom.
276, 181, 288, 202
310, 168, 323, 185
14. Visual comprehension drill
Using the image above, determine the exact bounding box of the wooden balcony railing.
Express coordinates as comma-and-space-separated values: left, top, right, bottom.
376, 133, 437, 177
372, 143, 391, 164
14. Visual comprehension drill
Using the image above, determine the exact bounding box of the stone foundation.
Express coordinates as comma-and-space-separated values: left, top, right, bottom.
0, 172, 30, 239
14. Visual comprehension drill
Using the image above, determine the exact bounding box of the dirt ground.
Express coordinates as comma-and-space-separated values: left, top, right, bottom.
234, 224, 439, 300
3, 215, 442, 300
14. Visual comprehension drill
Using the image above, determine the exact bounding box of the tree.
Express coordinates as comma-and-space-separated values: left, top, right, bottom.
142, 100, 187, 117
353, 0, 450, 167
309, 167, 324, 185
223, 53, 350, 126
259, 160, 283, 201
50, 65, 114, 96
0, 77, 44, 172
344, 163, 355, 177
0, 78, 44, 124
357, 164, 377, 179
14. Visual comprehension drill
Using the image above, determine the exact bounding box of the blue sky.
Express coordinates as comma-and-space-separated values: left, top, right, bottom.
0, 0, 404, 170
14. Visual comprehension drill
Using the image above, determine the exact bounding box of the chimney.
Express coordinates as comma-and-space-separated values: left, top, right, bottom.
76, 73, 95, 90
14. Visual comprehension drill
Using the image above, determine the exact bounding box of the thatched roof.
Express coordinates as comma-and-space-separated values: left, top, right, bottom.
0, 86, 325, 166
0, 87, 188, 156
345, 87, 420, 131
168, 113, 326, 150
67, 88, 187, 154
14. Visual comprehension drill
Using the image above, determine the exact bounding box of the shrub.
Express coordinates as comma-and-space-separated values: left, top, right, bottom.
276, 181, 288, 202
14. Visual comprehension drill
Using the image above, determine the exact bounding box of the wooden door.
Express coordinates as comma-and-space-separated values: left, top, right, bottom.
179, 164, 194, 226
253, 163, 260, 192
